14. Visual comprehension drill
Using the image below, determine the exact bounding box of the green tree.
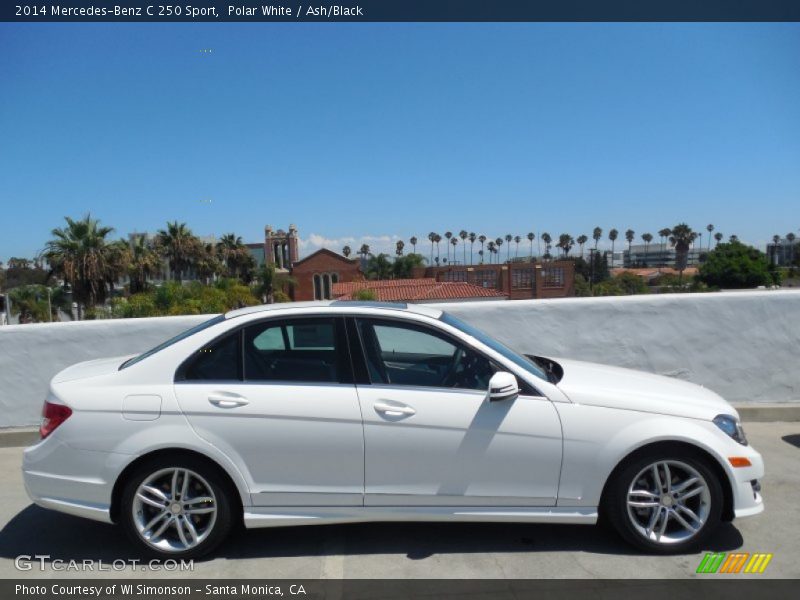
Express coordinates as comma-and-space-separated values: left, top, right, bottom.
342, 245, 352, 258
155, 221, 200, 282
216, 233, 253, 280
527, 232, 535, 259
8, 285, 67, 323
366, 253, 393, 280
669, 223, 698, 282
395, 240, 405, 257
255, 263, 296, 304
127, 236, 161, 294
641, 233, 653, 266
592, 227, 603, 252
352, 288, 378, 301
469, 232, 477, 264
44, 215, 120, 316
608, 229, 619, 268
557, 233, 574, 257
459, 230, 468, 264
576, 234, 588, 259
698, 241, 773, 289
409, 236, 418, 254
658, 227, 672, 266
393, 253, 426, 279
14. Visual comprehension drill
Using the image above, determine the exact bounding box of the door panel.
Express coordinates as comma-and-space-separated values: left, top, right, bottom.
175, 382, 364, 506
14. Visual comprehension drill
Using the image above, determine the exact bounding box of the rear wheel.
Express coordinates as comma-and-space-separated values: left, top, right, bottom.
120, 456, 234, 559
605, 449, 723, 554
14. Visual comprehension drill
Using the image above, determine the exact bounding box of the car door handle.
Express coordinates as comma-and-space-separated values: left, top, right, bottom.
373, 402, 416, 416
208, 394, 249, 408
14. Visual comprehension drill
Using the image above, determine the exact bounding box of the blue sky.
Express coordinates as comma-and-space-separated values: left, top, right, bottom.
1, 23, 799, 260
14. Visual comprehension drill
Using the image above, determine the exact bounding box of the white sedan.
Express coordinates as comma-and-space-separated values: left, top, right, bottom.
23, 301, 764, 558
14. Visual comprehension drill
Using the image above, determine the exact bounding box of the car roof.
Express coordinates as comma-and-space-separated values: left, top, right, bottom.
224, 300, 443, 320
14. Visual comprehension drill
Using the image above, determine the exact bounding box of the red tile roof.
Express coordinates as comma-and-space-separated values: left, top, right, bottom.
332, 279, 506, 302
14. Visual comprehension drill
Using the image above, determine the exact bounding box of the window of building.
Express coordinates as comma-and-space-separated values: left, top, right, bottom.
443, 269, 468, 282
313, 274, 322, 300
511, 268, 534, 289
471, 269, 498, 289
357, 319, 497, 391
542, 267, 565, 288
244, 318, 339, 382
322, 274, 332, 300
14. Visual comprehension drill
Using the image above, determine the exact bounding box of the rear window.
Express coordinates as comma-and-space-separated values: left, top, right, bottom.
120, 315, 226, 370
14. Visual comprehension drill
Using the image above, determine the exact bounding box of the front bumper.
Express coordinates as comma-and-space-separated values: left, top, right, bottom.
22, 434, 130, 524
727, 447, 765, 519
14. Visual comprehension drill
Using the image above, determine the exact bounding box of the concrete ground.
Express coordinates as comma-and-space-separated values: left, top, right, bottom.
0, 422, 798, 580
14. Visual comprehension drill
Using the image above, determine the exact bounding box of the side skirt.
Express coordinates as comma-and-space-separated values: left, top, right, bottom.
243, 506, 598, 529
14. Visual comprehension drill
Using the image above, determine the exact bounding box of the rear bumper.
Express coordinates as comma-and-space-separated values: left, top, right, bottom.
22, 434, 129, 524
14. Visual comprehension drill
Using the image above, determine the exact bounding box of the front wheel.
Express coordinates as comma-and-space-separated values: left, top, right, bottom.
120, 456, 234, 559
604, 449, 723, 554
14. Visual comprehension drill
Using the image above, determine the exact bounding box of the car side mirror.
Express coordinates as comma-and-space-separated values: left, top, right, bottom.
487, 372, 520, 402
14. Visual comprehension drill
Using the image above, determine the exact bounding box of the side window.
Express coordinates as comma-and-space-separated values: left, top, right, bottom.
182, 332, 241, 381
244, 318, 340, 383
357, 319, 497, 391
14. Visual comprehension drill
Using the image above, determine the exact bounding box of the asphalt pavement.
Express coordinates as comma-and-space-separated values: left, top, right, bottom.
0, 422, 797, 579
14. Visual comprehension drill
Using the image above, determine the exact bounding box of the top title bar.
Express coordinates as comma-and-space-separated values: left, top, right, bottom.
4, 1, 800, 22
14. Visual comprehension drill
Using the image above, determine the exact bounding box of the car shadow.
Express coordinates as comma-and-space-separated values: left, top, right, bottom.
781, 434, 800, 449
0, 504, 744, 564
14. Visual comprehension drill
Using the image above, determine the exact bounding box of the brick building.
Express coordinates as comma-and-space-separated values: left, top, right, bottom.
290, 249, 363, 301
410, 261, 575, 300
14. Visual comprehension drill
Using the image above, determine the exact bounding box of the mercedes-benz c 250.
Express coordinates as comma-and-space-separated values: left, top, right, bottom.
23, 301, 763, 558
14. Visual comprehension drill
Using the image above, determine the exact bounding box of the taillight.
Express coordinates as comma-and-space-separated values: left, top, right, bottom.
40, 400, 72, 439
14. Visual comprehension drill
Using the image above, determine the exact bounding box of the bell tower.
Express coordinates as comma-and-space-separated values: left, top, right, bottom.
265, 224, 299, 269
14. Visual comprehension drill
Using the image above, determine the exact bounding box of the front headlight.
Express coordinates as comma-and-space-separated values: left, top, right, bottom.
713, 414, 748, 446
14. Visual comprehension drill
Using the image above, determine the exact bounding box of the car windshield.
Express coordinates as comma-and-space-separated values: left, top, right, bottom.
119, 315, 226, 370
439, 312, 548, 381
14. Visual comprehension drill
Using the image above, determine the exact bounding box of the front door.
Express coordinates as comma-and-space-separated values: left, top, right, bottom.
354, 317, 562, 507
174, 316, 364, 507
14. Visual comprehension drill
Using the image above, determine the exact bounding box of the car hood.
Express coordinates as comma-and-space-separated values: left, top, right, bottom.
554, 358, 737, 421
51, 355, 136, 384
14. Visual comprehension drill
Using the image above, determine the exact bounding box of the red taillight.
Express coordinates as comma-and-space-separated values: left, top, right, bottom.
40, 400, 72, 439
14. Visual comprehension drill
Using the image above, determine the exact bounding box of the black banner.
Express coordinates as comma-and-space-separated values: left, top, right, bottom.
2, 580, 800, 600
3, 1, 800, 23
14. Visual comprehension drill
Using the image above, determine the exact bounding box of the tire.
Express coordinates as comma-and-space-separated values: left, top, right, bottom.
604, 447, 723, 554
120, 455, 234, 559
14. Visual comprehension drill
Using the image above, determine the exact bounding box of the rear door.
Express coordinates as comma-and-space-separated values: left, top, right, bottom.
174, 316, 364, 507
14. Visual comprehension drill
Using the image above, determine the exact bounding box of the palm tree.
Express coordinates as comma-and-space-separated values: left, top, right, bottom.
669, 223, 697, 282
787, 232, 797, 267
592, 227, 603, 253
127, 236, 161, 294
608, 229, 619, 268
409, 236, 418, 254
342, 245, 352, 258
156, 221, 199, 282
395, 240, 405, 257
495, 238, 504, 263
194, 242, 223, 285
576, 234, 588, 259
771, 235, 781, 265
706, 224, 715, 252
450, 236, 459, 262
478, 235, 487, 262
557, 233, 574, 257
216, 233, 251, 280
366, 253, 394, 280
478, 249, 484, 264
658, 228, 672, 267
641, 233, 653, 266
625, 229, 635, 258
444, 231, 453, 263
358, 244, 371, 261
541, 232, 552, 260
487, 240, 496, 264
505, 234, 513, 261
459, 230, 468, 264
44, 215, 119, 317
468, 232, 477, 264
527, 232, 535, 259
434, 234, 442, 264
729, 234, 739, 243
256, 263, 297, 304
714, 232, 723, 247
514, 235, 521, 259
428, 232, 437, 265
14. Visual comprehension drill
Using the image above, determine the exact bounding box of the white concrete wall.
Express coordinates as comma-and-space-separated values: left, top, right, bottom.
1, 291, 799, 428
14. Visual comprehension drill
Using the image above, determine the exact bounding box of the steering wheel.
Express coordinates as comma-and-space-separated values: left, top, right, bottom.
441, 347, 465, 388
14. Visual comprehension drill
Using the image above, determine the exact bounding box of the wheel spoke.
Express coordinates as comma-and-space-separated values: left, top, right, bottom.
181, 515, 199, 544
676, 503, 705, 526
150, 514, 173, 540
656, 508, 670, 541
663, 463, 672, 493
171, 470, 180, 500
180, 469, 190, 500
174, 515, 189, 547
142, 485, 168, 502
670, 508, 698, 532
136, 492, 167, 510
645, 506, 660, 536
672, 476, 699, 493
651, 464, 663, 492
143, 510, 169, 532
185, 506, 215, 515
183, 496, 215, 506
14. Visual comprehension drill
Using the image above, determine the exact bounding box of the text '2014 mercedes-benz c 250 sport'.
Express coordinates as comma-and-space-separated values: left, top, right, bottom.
23, 301, 764, 558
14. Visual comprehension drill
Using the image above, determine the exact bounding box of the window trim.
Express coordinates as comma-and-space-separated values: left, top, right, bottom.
175, 315, 354, 385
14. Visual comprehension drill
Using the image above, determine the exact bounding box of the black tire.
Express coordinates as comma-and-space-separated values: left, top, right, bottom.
604, 447, 723, 554
119, 455, 235, 559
